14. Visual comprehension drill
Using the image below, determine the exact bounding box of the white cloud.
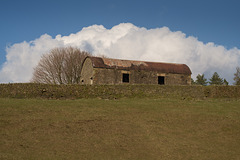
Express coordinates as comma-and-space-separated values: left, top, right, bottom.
0, 34, 64, 82
0, 23, 239, 83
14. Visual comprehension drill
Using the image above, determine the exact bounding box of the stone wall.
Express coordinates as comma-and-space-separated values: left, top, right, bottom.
80, 58, 94, 84
93, 68, 121, 84
1, 83, 240, 99
92, 68, 191, 85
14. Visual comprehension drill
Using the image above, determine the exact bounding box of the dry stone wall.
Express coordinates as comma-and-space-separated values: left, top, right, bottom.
1, 83, 239, 99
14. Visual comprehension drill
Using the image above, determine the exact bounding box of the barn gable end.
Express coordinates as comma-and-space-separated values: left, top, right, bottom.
80, 56, 191, 85
81, 57, 94, 84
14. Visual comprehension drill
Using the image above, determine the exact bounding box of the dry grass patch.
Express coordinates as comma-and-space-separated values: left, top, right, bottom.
0, 98, 240, 159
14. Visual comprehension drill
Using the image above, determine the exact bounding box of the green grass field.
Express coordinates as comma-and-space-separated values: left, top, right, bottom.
0, 98, 240, 160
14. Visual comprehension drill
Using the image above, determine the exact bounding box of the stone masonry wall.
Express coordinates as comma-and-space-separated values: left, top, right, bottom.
81, 58, 94, 84
93, 68, 191, 85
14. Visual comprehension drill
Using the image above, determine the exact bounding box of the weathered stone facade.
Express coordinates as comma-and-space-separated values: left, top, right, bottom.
80, 57, 192, 85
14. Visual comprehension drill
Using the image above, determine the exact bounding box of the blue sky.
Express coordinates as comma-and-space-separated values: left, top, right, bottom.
0, 0, 240, 83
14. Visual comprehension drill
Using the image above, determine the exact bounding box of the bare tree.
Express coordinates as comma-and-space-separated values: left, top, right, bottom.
31, 47, 90, 84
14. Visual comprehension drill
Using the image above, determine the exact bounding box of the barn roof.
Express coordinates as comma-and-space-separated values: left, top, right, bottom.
87, 56, 191, 75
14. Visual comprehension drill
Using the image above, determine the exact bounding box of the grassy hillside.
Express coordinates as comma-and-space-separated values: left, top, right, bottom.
0, 98, 240, 159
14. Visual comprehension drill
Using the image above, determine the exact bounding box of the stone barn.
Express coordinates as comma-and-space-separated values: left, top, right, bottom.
80, 56, 192, 85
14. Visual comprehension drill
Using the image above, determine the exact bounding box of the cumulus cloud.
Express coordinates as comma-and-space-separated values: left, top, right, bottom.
0, 23, 239, 83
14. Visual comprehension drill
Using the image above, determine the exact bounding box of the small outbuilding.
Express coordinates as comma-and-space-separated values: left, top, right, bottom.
80, 56, 191, 85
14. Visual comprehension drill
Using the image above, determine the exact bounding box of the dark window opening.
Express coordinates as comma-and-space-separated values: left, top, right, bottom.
158, 76, 165, 85
122, 73, 129, 83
